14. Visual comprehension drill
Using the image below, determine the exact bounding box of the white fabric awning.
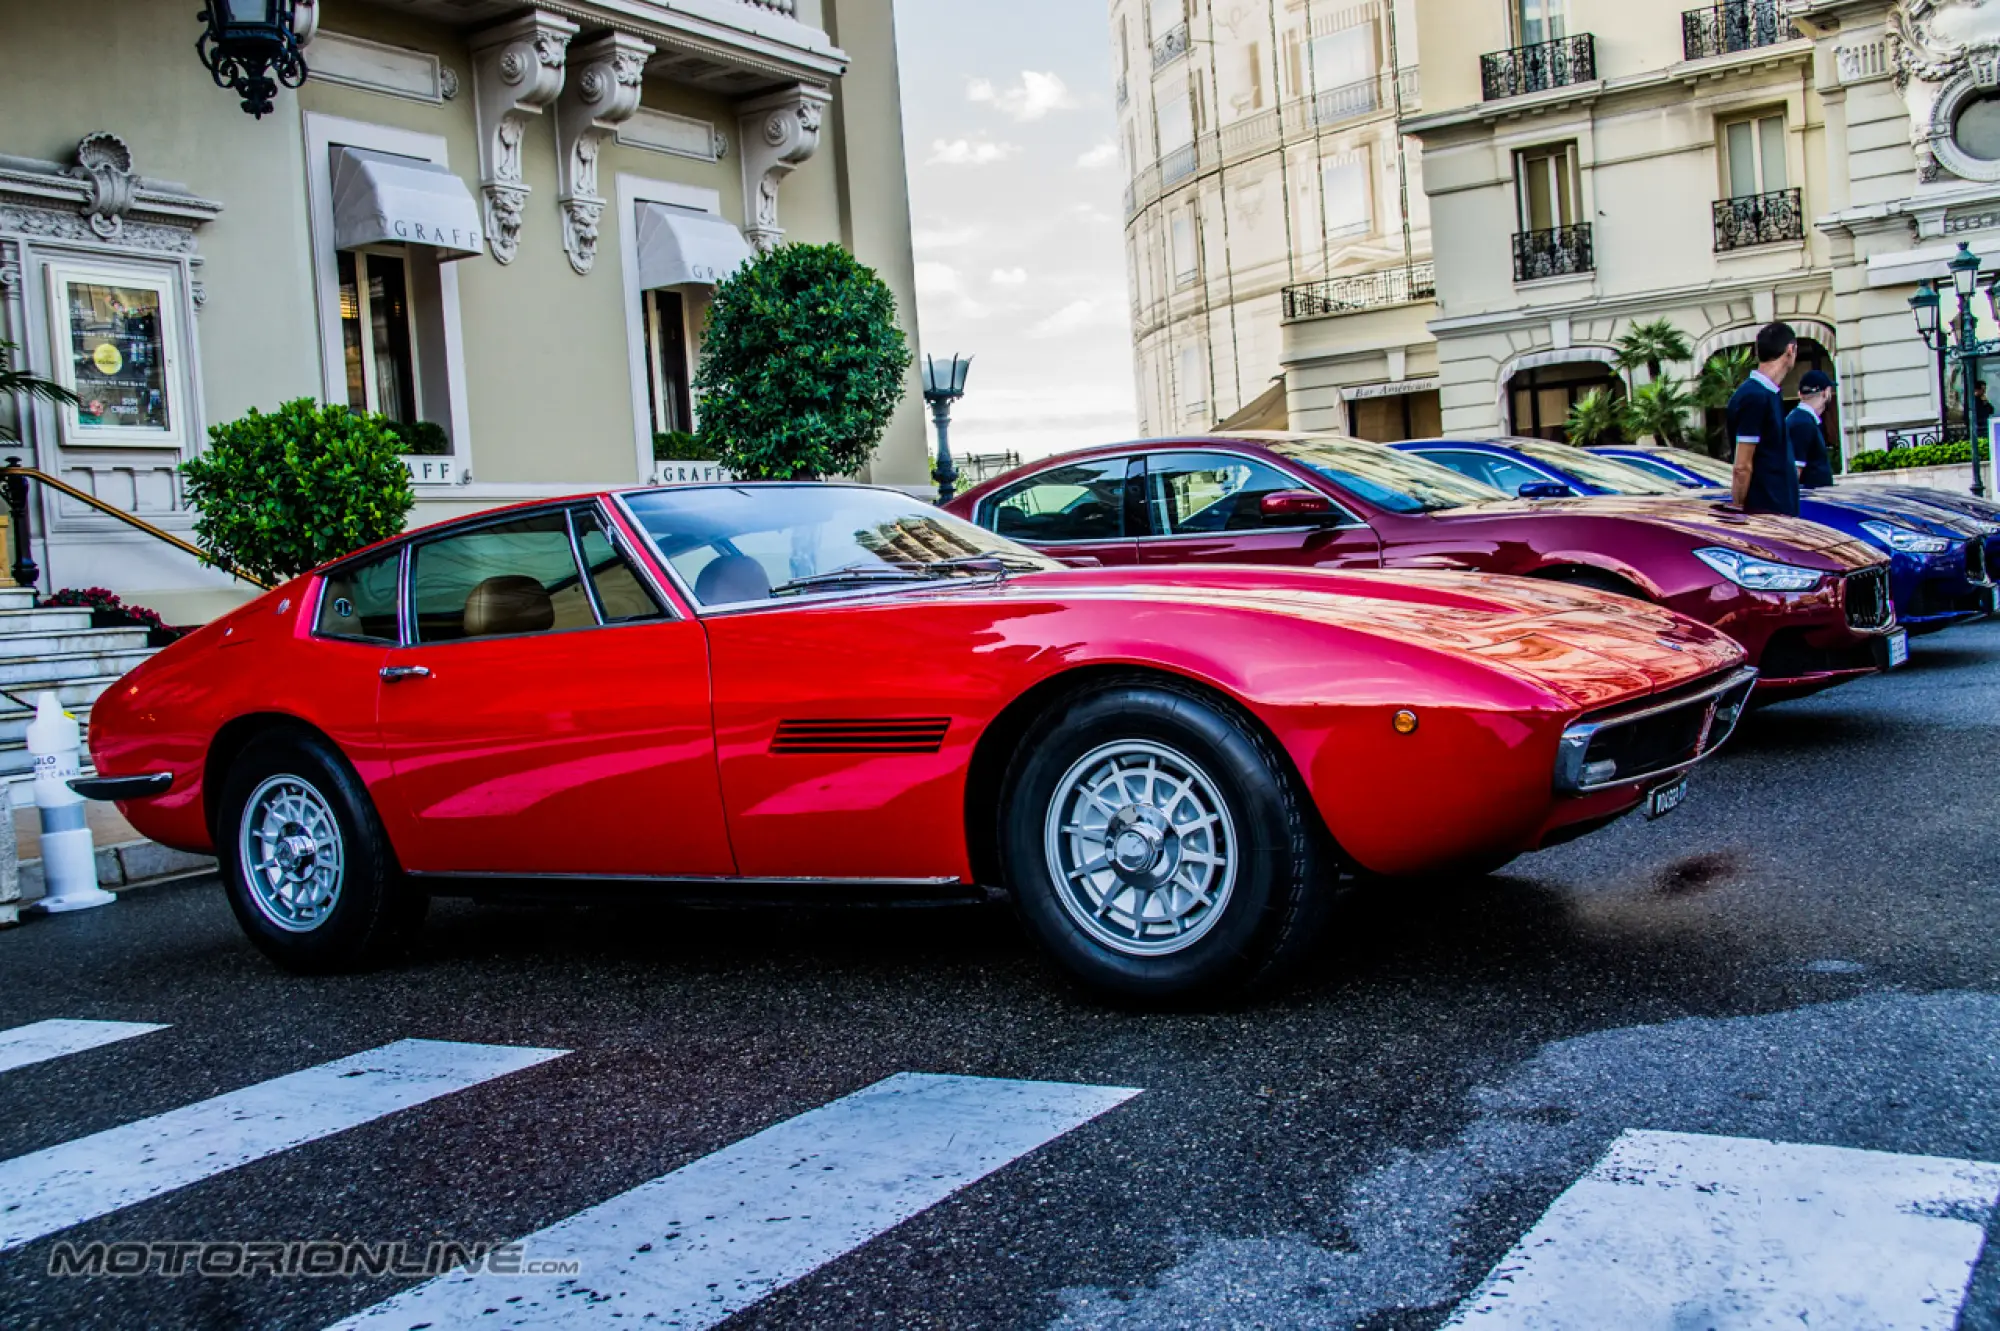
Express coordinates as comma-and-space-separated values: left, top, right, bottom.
330, 146, 483, 260
635, 202, 753, 288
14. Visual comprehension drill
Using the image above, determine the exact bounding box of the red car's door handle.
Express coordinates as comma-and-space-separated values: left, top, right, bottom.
380, 665, 432, 683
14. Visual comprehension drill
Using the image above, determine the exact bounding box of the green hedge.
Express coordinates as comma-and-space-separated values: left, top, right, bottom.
1849, 441, 1988, 473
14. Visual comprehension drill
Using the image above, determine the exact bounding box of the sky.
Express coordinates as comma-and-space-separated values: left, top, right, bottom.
892, 0, 1140, 465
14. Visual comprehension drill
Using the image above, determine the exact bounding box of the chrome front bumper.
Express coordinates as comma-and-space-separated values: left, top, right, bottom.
1554, 666, 1759, 795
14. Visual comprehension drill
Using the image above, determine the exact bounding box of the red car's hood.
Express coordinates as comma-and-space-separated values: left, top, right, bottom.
981, 565, 1745, 706
1437, 495, 1884, 570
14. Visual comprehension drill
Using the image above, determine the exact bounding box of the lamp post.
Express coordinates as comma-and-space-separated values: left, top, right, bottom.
196, 0, 310, 119
922, 354, 972, 505
1907, 243, 1997, 498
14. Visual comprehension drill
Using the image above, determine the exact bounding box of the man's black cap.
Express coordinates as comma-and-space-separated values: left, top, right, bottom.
1799, 370, 1835, 392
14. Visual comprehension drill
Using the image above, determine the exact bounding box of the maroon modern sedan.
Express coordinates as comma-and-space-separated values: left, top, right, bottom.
946, 433, 1900, 700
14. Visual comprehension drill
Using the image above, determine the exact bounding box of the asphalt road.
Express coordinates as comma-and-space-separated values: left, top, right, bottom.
5, 619, 2000, 1329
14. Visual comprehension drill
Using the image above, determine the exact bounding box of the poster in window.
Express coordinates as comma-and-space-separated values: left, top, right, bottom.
61, 278, 170, 433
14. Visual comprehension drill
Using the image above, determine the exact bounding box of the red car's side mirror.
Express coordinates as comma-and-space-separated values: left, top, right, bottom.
1260, 491, 1338, 523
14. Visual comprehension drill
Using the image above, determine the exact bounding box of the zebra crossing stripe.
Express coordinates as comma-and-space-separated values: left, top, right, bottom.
0, 1019, 167, 1075
1443, 1129, 2000, 1330
328, 1071, 1141, 1331
0, 1038, 567, 1253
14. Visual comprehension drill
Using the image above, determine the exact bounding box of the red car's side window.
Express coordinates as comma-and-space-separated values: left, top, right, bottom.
316, 551, 401, 643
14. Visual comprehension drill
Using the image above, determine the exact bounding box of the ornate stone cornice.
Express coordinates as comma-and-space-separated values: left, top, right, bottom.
470, 10, 578, 265
0, 134, 222, 258
737, 83, 831, 254
555, 32, 654, 274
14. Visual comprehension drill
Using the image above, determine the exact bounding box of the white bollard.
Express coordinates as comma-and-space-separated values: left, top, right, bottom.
27, 691, 113, 913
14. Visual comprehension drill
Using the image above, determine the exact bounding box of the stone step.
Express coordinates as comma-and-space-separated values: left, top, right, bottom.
0, 675, 118, 719
0, 626, 153, 660
0, 589, 39, 612
0, 647, 154, 687
0, 607, 95, 633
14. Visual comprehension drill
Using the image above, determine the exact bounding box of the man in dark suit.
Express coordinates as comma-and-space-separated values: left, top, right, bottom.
1790, 369, 1836, 490
1729, 322, 1800, 516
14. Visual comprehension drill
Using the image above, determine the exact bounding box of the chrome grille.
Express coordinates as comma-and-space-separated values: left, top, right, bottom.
1844, 567, 1893, 630
1555, 668, 1758, 794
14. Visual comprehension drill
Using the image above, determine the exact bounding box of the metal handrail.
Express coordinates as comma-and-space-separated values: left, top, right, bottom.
0, 458, 273, 592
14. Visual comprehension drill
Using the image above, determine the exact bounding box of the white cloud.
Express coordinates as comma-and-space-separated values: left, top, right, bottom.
915, 261, 990, 320
990, 267, 1029, 286
912, 223, 985, 252
1075, 141, 1119, 170
927, 137, 1020, 166
1028, 298, 1130, 340
968, 70, 1081, 122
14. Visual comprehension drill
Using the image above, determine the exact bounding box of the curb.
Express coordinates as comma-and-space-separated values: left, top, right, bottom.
14, 840, 217, 908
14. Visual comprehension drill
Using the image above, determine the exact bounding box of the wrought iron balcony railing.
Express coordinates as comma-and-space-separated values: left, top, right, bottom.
1713, 187, 1803, 251
1682, 2, 1801, 61
1481, 34, 1596, 101
1116, 74, 1128, 107
1283, 263, 1438, 319
1513, 224, 1594, 282
1152, 22, 1190, 70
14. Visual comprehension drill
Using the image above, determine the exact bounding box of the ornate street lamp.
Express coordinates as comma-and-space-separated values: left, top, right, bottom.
1949, 243, 1991, 497
196, 0, 310, 119
922, 354, 973, 505
1909, 281, 1950, 460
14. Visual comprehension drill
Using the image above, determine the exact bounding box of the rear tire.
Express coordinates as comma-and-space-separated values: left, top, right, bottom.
216, 729, 417, 973
999, 680, 1334, 1002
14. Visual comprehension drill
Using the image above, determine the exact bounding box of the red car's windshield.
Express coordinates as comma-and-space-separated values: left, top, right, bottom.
1265, 438, 1507, 514
622, 485, 1059, 609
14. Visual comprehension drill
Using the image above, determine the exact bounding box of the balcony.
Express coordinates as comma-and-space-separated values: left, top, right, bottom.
1117, 74, 1129, 108
1682, 2, 1801, 61
1160, 143, 1198, 187
1481, 34, 1597, 101
1513, 224, 1594, 282
1713, 187, 1804, 251
1283, 263, 1438, 319
1152, 22, 1190, 71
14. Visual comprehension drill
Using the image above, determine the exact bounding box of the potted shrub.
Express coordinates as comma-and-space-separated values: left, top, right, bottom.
693, 242, 911, 480
180, 399, 416, 585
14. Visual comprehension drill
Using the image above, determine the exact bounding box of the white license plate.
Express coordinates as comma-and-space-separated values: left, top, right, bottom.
1984, 586, 1999, 615
1645, 776, 1690, 820
1885, 628, 1910, 669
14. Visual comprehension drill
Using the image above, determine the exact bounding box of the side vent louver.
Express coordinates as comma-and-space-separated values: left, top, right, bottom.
771, 718, 951, 756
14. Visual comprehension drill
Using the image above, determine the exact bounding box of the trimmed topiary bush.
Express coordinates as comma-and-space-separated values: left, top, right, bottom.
180, 399, 415, 585
693, 242, 911, 480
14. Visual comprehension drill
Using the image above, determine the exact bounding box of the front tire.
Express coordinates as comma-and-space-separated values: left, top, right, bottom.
217, 729, 417, 973
1000, 681, 1334, 1002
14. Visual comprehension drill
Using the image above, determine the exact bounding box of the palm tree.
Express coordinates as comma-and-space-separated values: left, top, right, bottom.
1613, 318, 1695, 383
1620, 377, 1698, 448
1694, 348, 1754, 458
1563, 387, 1625, 446
0, 341, 78, 444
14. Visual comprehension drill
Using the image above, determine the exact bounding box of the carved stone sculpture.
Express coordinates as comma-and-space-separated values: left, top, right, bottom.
555, 32, 653, 274
470, 11, 577, 264
736, 85, 833, 254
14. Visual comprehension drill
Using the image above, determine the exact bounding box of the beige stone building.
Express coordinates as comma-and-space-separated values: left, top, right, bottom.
1280, 0, 2000, 462
1111, 0, 1439, 439
0, 0, 926, 621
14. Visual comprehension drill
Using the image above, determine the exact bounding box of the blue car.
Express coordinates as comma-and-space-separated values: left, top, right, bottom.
1394, 437, 1994, 635
1591, 444, 2000, 603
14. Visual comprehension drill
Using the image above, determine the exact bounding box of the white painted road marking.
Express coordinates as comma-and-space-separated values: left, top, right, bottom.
0, 1038, 567, 1253
329, 1071, 1141, 1331
0, 1019, 166, 1075
1445, 1128, 2000, 1330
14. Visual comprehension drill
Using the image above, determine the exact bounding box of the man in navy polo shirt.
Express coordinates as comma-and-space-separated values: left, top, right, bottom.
1790, 369, 1836, 489
1729, 321, 1800, 516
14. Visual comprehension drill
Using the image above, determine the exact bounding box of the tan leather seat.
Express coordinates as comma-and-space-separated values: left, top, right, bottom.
463, 575, 555, 637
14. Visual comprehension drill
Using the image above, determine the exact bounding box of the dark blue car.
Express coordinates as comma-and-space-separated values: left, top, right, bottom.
1393, 437, 1994, 635
1592, 444, 2000, 608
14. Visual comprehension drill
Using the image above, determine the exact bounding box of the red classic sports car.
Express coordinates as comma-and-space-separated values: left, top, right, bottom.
947, 433, 1901, 701
81, 484, 1752, 1000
